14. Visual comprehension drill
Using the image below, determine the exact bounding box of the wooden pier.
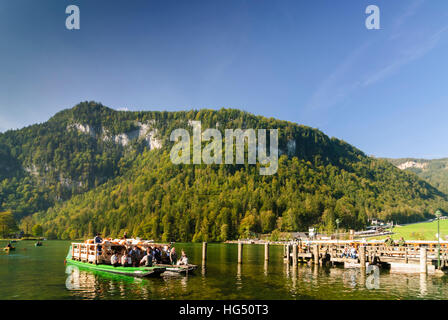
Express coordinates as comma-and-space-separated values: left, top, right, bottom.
282, 240, 448, 274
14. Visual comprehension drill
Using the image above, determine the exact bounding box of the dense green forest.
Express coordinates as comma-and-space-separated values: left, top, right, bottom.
385, 158, 448, 195
0, 102, 447, 240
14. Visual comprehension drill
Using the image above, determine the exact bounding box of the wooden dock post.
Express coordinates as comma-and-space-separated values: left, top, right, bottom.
313, 244, 319, 265
238, 241, 243, 264
292, 243, 298, 267
359, 246, 366, 275
405, 247, 408, 264
202, 242, 207, 264
420, 247, 427, 274
264, 242, 269, 261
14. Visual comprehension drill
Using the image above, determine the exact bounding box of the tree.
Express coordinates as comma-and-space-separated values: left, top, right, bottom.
239, 210, 259, 238
200, 217, 210, 242
31, 224, 43, 237
220, 224, 229, 241
260, 210, 276, 233
321, 208, 335, 233
0, 211, 17, 238
20, 215, 35, 235
270, 229, 280, 241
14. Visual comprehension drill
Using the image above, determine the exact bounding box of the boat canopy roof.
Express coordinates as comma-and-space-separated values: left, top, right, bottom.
75, 238, 172, 249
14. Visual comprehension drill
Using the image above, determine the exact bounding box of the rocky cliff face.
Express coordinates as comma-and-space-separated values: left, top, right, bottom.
397, 161, 428, 170
68, 121, 163, 149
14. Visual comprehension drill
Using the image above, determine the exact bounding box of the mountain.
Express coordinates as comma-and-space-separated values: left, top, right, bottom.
386, 158, 448, 195
0, 101, 447, 241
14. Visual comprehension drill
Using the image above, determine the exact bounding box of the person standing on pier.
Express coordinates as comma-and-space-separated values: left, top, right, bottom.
350, 246, 357, 259
170, 247, 178, 265
94, 233, 103, 257
94, 233, 102, 244
384, 236, 394, 246
341, 246, 349, 258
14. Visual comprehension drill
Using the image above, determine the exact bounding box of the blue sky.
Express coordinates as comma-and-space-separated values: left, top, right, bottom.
1, 0, 448, 158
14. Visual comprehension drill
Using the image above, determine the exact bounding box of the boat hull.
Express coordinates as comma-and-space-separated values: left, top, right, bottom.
66, 258, 166, 278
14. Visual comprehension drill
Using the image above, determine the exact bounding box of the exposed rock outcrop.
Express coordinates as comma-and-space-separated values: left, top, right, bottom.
397, 161, 428, 170
68, 121, 162, 149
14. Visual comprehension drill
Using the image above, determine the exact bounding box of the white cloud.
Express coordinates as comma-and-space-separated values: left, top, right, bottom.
392, 0, 425, 30
363, 25, 448, 87
306, 42, 371, 111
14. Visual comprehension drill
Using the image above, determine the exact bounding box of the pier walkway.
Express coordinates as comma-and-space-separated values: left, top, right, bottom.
283, 240, 448, 274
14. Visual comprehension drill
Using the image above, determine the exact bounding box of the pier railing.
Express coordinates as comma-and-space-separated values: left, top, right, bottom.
279, 240, 448, 273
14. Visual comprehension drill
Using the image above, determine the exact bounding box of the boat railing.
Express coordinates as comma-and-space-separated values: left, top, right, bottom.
72, 243, 99, 264
70, 240, 180, 265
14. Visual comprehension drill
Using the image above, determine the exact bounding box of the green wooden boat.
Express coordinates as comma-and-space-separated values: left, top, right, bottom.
66, 246, 166, 278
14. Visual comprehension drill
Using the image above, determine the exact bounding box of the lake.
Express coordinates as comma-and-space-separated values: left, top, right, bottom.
1, 240, 448, 300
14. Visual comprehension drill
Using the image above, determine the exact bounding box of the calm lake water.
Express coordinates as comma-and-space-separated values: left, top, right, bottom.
1, 240, 448, 300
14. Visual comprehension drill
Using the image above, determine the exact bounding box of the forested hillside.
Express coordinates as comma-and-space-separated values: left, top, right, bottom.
1, 102, 446, 240
386, 158, 448, 195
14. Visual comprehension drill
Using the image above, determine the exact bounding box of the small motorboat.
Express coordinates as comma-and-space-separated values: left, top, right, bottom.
35, 241, 43, 247
155, 264, 198, 275
3, 246, 15, 252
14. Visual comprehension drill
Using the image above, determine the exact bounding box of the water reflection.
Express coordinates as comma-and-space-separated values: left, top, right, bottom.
236, 264, 242, 290
16, 241, 448, 300
180, 275, 188, 292
291, 266, 297, 294
313, 265, 318, 280
65, 265, 80, 291
360, 271, 366, 288
420, 274, 427, 297
284, 262, 290, 278
366, 265, 380, 290
65, 265, 150, 299
63, 260, 448, 300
